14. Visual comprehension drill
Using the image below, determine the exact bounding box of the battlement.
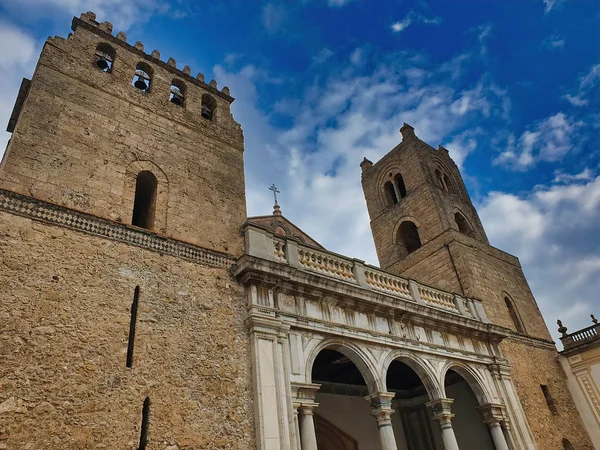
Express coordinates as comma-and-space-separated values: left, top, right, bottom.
72, 11, 233, 102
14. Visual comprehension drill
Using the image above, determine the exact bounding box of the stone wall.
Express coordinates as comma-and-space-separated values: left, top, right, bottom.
503, 340, 594, 450
0, 211, 256, 449
0, 12, 246, 256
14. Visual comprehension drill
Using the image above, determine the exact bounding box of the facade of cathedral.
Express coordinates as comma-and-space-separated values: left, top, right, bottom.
0, 11, 593, 450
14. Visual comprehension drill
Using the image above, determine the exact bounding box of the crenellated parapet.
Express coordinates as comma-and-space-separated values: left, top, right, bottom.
73, 11, 232, 102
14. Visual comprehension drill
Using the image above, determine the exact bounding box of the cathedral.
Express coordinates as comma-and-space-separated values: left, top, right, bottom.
0, 11, 594, 450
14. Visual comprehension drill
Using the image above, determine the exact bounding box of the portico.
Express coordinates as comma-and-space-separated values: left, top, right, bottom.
235, 222, 538, 450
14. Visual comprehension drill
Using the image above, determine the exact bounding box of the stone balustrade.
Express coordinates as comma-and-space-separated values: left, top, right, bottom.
560, 323, 600, 350
244, 225, 490, 323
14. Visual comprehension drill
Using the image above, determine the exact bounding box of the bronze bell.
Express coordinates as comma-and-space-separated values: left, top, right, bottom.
170, 95, 182, 105
201, 104, 212, 119
134, 76, 148, 91
96, 57, 109, 71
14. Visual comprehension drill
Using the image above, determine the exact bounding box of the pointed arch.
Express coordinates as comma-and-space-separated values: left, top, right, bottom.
504, 293, 526, 334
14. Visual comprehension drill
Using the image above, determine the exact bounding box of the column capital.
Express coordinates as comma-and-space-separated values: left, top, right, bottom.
364, 392, 396, 428
426, 398, 455, 427
291, 382, 321, 411
476, 403, 508, 425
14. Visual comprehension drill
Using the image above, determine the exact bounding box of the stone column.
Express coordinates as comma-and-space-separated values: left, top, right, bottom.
365, 392, 399, 450
477, 403, 510, 450
292, 383, 321, 450
298, 403, 319, 450
427, 398, 460, 450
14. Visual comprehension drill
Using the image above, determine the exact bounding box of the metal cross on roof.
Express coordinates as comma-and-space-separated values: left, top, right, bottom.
269, 184, 280, 205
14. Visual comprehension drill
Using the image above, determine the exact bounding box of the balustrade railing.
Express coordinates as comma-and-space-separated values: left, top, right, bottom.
561, 324, 600, 350
244, 225, 489, 323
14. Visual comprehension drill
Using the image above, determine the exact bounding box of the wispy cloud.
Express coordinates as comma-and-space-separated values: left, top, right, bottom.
563, 63, 600, 107
391, 11, 441, 33
494, 113, 579, 170
541, 34, 565, 50
262, 2, 286, 34
543, 0, 567, 13
479, 174, 600, 342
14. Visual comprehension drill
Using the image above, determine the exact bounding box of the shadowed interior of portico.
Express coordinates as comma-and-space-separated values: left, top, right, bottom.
310, 349, 497, 450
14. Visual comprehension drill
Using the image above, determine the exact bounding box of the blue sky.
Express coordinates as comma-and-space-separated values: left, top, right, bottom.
0, 0, 598, 344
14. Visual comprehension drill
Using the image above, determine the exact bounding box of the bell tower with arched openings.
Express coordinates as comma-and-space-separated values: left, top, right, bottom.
361, 124, 591, 450
361, 123, 488, 277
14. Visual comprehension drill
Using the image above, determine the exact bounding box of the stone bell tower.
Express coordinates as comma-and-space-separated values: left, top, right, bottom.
360, 124, 595, 450
0, 12, 255, 449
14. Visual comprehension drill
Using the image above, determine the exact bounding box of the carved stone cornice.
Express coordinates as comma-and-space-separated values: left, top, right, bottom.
0, 188, 236, 268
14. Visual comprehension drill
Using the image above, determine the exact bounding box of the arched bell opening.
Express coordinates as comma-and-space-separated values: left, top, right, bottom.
132, 62, 153, 93
94, 43, 115, 72
386, 359, 439, 450
444, 369, 495, 450
311, 349, 376, 450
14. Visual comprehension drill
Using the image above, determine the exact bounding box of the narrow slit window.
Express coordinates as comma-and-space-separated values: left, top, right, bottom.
126, 286, 140, 368
138, 396, 150, 450
94, 43, 115, 72
562, 438, 574, 450
132, 171, 158, 230
541, 385, 558, 415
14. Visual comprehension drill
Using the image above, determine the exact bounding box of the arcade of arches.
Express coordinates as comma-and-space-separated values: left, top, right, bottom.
296, 347, 511, 450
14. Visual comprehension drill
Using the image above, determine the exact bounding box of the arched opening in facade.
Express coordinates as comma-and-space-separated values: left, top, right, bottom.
384, 181, 398, 205
131, 171, 158, 230
562, 438, 574, 450
94, 43, 115, 72
454, 212, 474, 237
398, 221, 422, 256
444, 369, 495, 450
386, 359, 439, 450
435, 168, 451, 193
395, 174, 407, 199
311, 349, 375, 450
201, 94, 217, 120
505, 295, 526, 334
132, 62, 152, 92
170, 79, 186, 106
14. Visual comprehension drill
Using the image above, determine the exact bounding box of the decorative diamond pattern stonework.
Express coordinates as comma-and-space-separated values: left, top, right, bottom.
0, 189, 235, 268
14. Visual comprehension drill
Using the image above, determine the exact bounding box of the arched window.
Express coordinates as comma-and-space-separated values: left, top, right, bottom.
94, 43, 115, 72
455, 212, 474, 237
562, 438, 574, 450
201, 94, 217, 120
170, 79, 185, 106
132, 171, 158, 229
132, 62, 153, 92
435, 168, 451, 192
505, 296, 526, 334
384, 181, 398, 205
394, 174, 407, 198
398, 221, 422, 254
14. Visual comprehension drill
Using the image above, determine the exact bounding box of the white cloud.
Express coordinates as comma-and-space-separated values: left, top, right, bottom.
553, 167, 593, 183
391, 11, 441, 33
0, 21, 39, 160
541, 34, 565, 50
543, 0, 567, 13
479, 174, 600, 343
0, 0, 174, 30
262, 3, 286, 34
562, 63, 600, 107
494, 112, 578, 170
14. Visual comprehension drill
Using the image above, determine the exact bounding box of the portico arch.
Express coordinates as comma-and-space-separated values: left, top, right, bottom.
440, 362, 492, 405
383, 350, 442, 400
305, 338, 381, 394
